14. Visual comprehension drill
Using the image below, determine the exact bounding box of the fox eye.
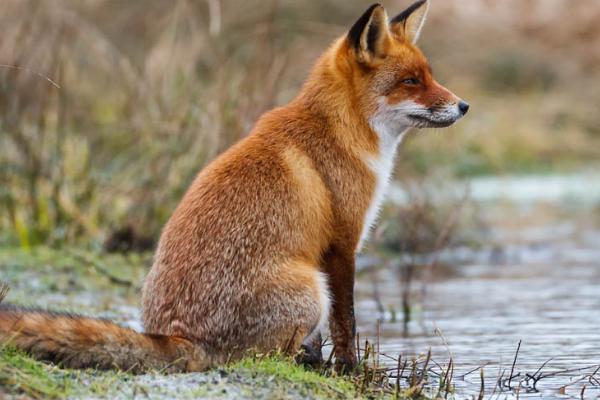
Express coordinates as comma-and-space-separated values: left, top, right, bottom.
401, 78, 420, 85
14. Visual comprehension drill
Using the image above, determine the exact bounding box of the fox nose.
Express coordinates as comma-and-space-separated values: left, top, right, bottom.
458, 101, 470, 115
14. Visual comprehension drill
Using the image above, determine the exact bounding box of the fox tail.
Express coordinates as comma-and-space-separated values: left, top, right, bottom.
0, 303, 209, 373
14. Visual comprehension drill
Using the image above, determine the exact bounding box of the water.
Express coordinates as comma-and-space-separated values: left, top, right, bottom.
354, 174, 600, 399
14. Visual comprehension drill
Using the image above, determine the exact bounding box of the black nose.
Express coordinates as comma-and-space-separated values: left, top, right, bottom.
458, 101, 470, 115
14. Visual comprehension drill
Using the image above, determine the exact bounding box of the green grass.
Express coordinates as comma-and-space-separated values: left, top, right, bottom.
0, 346, 126, 399
229, 355, 359, 399
0, 346, 365, 399
0, 345, 73, 399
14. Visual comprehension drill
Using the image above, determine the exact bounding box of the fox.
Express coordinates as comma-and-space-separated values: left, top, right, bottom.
0, 1, 468, 374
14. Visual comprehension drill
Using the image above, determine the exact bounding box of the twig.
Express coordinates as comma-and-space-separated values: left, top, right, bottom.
588, 365, 600, 386
477, 367, 484, 400
395, 355, 402, 397
0, 64, 61, 88
459, 363, 490, 379
444, 357, 453, 397
67, 250, 135, 287
0, 282, 9, 303
505, 340, 522, 389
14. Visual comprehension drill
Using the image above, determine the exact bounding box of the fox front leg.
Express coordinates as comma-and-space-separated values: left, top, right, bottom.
323, 246, 357, 373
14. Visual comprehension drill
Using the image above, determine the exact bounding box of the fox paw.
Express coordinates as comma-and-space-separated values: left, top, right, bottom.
296, 344, 323, 368
334, 354, 358, 375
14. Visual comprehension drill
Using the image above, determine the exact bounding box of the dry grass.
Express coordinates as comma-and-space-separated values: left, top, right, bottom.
1, 0, 599, 246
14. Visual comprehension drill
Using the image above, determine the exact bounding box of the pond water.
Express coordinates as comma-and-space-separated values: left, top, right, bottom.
354, 174, 600, 399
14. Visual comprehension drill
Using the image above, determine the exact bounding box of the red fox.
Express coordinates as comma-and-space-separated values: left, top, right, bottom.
0, 1, 467, 374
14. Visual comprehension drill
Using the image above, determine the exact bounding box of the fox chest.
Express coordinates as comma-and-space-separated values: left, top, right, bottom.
356, 132, 406, 251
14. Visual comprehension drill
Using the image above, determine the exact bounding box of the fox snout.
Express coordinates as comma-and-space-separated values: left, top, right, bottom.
415, 98, 469, 128
409, 82, 469, 128
401, 80, 470, 129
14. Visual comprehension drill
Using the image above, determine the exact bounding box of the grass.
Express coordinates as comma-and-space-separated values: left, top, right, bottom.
227, 356, 359, 399
0, 345, 73, 399
0, 345, 125, 399
0, 346, 363, 400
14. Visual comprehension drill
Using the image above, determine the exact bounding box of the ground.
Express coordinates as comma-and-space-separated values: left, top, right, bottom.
0, 247, 393, 400
0, 346, 360, 400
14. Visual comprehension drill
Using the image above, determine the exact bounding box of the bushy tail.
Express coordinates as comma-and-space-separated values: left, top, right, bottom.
0, 303, 209, 373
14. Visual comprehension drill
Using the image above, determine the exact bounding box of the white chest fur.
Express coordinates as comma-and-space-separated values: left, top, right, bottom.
357, 105, 410, 251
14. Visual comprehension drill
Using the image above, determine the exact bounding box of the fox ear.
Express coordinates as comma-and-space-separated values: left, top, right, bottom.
390, 0, 430, 44
347, 3, 391, 65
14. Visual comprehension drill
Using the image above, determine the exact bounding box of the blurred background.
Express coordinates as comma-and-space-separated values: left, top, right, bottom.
1, 0, 599, 246
1, 0, 599, 398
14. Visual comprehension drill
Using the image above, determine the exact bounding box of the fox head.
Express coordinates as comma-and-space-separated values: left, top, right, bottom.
342, 1, 468, 136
